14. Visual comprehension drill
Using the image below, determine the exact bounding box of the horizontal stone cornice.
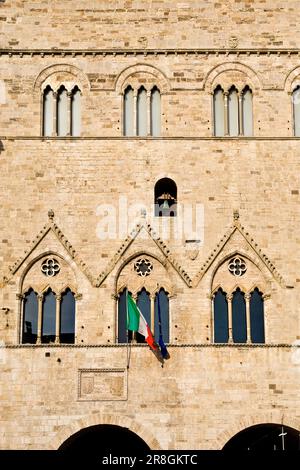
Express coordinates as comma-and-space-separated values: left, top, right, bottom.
1, 48, 300, 58
1, 136, 300, 141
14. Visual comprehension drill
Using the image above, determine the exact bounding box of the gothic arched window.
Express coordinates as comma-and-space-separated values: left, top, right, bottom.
137, 86, 147, 136
60, 288, 76, 344
228, 86, 239, 136
123, 84, 161, 137
43, 85, 54, 137
154, 178, 177, 217
123, 86, 134, 136
213, 288, 229, 343
241, 86, 253, 136
293, 86, 300, 136
22, 289, 38, 344
250, 288, 265, 343
232, 288, 247, 343
154, 288, 169, 343
42, 288, 56, 343
213, 86, 225, 137
57, 86, 68, 137
213, 85, 253, 136
150, 86, 161, 137
71, 86, 81, 137
42, 84, 81, 137
136, 288, 151, 343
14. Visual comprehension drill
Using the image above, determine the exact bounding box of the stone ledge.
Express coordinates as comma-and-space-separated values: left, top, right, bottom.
0, 343, 297, 349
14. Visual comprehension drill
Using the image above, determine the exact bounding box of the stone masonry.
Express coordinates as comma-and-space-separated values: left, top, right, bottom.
0, 0, 299, 450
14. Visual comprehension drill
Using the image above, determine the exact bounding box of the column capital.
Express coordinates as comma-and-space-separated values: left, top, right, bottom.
55, 294, 62, 301
37, 293, 44, 301
226, 293, 233, 301
244, 293, 251, 300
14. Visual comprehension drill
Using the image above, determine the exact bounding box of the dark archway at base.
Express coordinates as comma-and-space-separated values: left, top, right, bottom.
223, 424, 300, 450
59, 424, 151, 454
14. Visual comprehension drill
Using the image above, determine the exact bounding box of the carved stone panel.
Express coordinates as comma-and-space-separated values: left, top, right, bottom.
78, 368, 127, 401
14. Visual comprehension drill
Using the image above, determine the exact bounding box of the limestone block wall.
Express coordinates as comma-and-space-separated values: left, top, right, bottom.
0, 346, 299, 450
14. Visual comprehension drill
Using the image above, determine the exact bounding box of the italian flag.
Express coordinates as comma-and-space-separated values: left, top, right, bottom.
126, 293, 158, 351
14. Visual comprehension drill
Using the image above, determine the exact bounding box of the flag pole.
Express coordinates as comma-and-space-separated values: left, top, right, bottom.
126, 287, 130, 369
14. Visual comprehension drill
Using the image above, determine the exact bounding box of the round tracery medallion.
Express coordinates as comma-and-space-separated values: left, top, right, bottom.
134, 258, 153, 277
41, 258, 60, 277
228, 257, 247, 277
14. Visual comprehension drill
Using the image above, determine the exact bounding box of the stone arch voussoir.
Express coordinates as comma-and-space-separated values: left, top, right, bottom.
51, 413, 161, 450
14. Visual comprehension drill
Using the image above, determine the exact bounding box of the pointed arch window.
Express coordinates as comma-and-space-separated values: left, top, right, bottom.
42, 84, 81, 137
232, 288, 247, 343
154, 288, 169, 343
213, 86, 225, 137
117, 287, 169, 345
212, 286, 265, 344
136, 288, 151, 343
42, 288, 56, 343
213, 288, 229, 343
123, 84, 161, 137
60, 288, 76, 344
71, 86, 81, 137
137, 87, 147, 137
123, 86, 134, 136
250, 288, 265, 343
154, 178, 177, 217
292, 86, 300, 136
228, 86, 239, 136
150, 86, 161, 137
22, 289, 38, 344
213, 85, 253, 136
21, 286, 76, 344
43, 86, 54, 137
241, 86, 253, 136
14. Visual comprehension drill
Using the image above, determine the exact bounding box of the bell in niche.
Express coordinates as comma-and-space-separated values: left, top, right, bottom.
162, 199, 170, 210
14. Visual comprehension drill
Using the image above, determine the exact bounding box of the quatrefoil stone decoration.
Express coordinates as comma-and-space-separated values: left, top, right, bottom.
41, 258, 60, 277
134, 258, 153, 277
228, 257, 247, 277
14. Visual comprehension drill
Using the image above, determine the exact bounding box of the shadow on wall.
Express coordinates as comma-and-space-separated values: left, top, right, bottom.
0, 141, 4, 154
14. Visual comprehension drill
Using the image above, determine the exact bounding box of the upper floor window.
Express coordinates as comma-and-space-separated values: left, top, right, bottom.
213, 85, 253, 137
43, 85, 81, 137
292, 86, 300, 136
22, 287, 76, 344
117, 287, 169, 344
123, 85, 161, 137
154, 178, 177, 217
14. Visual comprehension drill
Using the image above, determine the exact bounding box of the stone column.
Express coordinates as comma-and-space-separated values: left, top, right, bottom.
211, 92, 215, 136
211, 294, 215, 343
224, 92, 229, 136
133, 91, 137, 136
245, 293, 251, 343
17, 293, 24, 343
226, 293, 233, 343
36, 294, 43, 344
67, 91, 72, 136
150, 293, 155, 333
147, 90, 151, 136
239, 92, 243, 136
52, 92, 57, 137
55, 294, 61, 344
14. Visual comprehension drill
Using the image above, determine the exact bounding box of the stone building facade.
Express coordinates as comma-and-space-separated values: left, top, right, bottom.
0, 0, 299, 450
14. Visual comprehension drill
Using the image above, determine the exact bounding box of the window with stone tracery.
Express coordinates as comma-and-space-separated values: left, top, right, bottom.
213, 85, 253, 137
20, 255, 77, 344
212, 255, 266, 344
123, 85, 161, 137
116, 255, 171, 344
42, 84, 81, 137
